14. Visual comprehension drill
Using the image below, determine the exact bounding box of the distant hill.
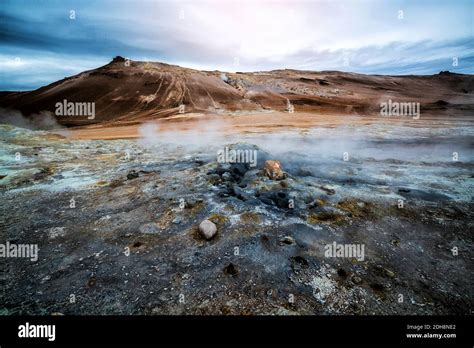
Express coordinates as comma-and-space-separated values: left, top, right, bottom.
0, 56, 472, 127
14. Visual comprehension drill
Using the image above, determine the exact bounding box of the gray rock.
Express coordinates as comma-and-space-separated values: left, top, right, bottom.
221, 172, 233, 182
198, 220, 217, 240
231, 184, 255, 201
139, 223, 160, 234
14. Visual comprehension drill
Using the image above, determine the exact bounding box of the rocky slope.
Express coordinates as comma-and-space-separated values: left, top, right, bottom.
0, 56, 473, 127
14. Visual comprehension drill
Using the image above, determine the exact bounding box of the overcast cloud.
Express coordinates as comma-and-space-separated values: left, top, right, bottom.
1, 0, 473, 90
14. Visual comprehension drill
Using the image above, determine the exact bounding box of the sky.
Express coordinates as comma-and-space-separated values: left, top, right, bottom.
1, 0, 473, 90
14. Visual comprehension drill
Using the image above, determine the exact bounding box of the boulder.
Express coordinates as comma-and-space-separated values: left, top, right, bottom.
264, 160, 285, 180
198, 220, 217, 240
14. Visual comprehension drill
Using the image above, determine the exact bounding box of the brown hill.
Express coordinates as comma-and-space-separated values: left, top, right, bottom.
0, 56, 472, 127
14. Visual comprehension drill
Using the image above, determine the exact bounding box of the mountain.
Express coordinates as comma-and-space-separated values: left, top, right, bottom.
0, 56, 473, 127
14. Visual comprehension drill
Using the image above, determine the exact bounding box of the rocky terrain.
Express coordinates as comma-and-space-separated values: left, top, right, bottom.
0, 117, 472, 315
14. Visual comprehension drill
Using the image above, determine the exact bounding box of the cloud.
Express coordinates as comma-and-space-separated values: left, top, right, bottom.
0, 0, 473, 91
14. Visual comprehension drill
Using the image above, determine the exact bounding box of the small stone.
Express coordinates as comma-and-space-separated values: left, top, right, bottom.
320, 186, 336, 195
139, 223, 160, 234
264, 160, 285, 180
352, 276, 362, 284
384, 269, 396, 278
127, 170, 139, 180
198, 219, 217, 240
223, 263, 238, 276
221, 172, 232, 181
172, 216, 183, 224
279, 236, 295, 245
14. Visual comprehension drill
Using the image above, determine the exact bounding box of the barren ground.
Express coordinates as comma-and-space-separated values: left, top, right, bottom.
1, 112, 472, 315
